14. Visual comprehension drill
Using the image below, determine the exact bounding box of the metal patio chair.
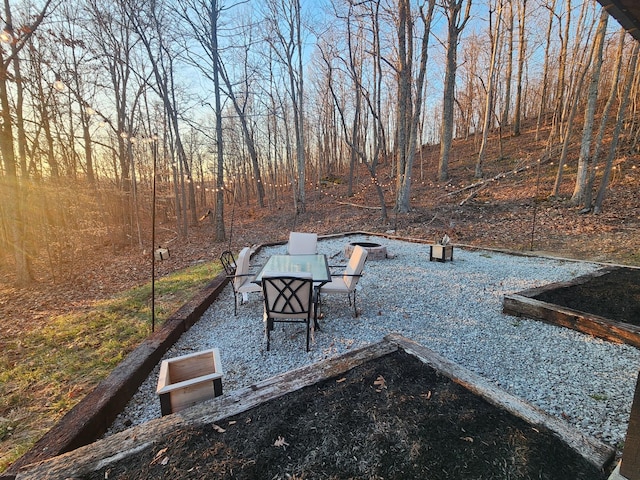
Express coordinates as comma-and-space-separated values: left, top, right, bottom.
262, 274, 316, 351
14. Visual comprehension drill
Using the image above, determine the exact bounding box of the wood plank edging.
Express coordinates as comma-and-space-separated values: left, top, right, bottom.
5, 275, 228, 477
503, 293, 640, 349
13, 333, 616, 478
385, 333, 616, 470
14, 340, 398, 479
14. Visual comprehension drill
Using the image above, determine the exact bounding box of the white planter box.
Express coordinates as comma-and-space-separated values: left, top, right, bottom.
156, 349, 223, 416
430, 244, 454, 262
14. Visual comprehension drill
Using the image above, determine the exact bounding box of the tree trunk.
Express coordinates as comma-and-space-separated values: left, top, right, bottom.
594, 42, 639, 214
12, 37, 27, 177
548, 0, 571, 147
293, 0, 305, 214
551, 1, 596, 198
512, 0, 526, 136
501, 0, 513, 129
476, 0, 503, 179
535, 0, 555, 141
570, 9, 607, 206
394, 0, 412, 211
396, 0, 436, 213
551, 60, 590, 198
438, 0, 471, 182
210, 0, 226, 241
0, 61, 32, 285
585, 28, 626, 209
0, 0, 53, 285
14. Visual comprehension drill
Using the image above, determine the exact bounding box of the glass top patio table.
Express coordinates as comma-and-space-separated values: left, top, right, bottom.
253, 254, 331, 285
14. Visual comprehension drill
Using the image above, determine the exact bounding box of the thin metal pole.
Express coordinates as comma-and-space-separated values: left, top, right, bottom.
227, 177, 237, 251
151, 135, 158, 332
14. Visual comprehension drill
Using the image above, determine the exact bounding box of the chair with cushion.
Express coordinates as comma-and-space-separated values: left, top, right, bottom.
221, 247, 262, 315
320, 245, 368, 317
262, 273, 316, 351
220, 250, 237, 276
287, 232, 318, 255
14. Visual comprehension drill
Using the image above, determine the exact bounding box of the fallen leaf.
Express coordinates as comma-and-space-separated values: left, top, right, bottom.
274, 436, 289, 448
150, 447, 169, 466
228, 420, 237, 425
460, 436, 474, 443
373, 375, 387, 391
421, 391, 432, 400
212, 423, 226, 433
336, 377, 346, 383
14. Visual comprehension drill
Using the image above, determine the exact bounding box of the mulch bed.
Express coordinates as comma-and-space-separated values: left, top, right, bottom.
534, 267, 640, 326
82, 350, 605, 480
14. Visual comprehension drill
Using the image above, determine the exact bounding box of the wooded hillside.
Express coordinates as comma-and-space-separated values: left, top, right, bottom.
2, 1, 640, 472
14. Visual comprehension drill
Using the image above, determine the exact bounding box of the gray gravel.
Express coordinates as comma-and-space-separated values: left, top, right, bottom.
108, 234, 640, 449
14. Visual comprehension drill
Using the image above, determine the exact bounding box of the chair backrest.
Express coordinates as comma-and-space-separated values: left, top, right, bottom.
262, 274, 313, 319
287, 232, 318, 255
220, 250, 236, 276
233, 247, 252, 290
343, 245, 368, 290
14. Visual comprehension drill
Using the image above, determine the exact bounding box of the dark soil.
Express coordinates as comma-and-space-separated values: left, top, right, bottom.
84, 351, 606, 480
534, 267, 640, 326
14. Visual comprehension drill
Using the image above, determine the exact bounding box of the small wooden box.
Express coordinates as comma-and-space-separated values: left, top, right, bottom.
154, 248, 170, 261
157, 349, 223, 416
430, 244, 453, 262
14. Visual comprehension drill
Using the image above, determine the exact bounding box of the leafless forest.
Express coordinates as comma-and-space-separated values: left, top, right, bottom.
0, 0, 639, 287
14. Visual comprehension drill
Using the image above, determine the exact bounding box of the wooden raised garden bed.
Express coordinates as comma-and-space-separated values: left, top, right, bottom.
503, 267, 640, 349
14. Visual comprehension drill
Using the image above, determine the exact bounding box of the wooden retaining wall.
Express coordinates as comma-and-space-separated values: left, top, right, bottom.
10, 335, 615, 479
502, 267, 640, 349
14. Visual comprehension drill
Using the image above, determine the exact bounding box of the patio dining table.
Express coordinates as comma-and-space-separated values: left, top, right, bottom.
253, 254, 331, 329
253, 254, 331, 286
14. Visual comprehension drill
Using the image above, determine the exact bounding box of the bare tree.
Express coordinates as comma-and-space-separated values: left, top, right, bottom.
85, 0, 137, 191
500, 0, 513, 129
217, 31, 267, 209
512, 0, 526, 136
321, 0, 392, 220
395, 0, 436, 213
476, 0, 504, 179
437, 0, 472, 181
265, 0, 306, 214
570, 8, 607, 207
584, 28, 626, 211
593, 41, 639, 214
0, 0, 54, 285
174, 0, 232, 240
547, 0, 571, 147
535, 0, 556, 141
126, 0, 199, 234
550, 0, 596, 197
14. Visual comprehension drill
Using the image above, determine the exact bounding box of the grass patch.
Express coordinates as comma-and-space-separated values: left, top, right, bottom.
589, 393, 609, 402
0, 260, 222, 472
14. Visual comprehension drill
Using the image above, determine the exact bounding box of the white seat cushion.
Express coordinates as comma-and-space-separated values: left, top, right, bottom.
319, 277, 348, 293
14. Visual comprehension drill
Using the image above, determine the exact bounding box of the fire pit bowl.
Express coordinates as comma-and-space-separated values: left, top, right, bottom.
344, 241, 388, 260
